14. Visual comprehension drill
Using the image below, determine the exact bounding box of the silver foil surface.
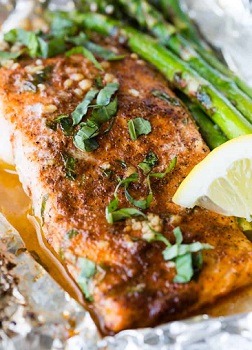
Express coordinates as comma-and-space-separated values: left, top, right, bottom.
1, 0, 252, 349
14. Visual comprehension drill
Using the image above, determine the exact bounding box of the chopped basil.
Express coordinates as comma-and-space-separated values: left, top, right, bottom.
106, 195, 146, 224
105, 157, 177, 223
102, 169, 113, 178
38, 36, 66, 58
50, 12, 78, 37
46, 114, 73, 135
74, 127, 99, 152
96, 83, 119, 106
138, 152, 158, 174
144, 226, 214, 283
152, 89, 181, 106
128, 118, 152, 141
66, 229, 79, 239
71, 89, 99, 126
77, 257, 96, 301
116, 160, 127, 169
62, 154, 77, 181
85, 41, 125, 61
45, 119, 57, 131
32, 65, 53, 85
123, 173, 152, 210
55, 114, 74, 136
66, 32, 87, 46
66, 46, 103, 71
94, 76, 104, 89
128, 157, 176, 210
90, 97, 118, 125
59, 247, 65, 260
41, 194, 49, 226
4, 28, 40, 57
148, 157, 177, 180
73, 96, 118, 152
0, 50, 23, 62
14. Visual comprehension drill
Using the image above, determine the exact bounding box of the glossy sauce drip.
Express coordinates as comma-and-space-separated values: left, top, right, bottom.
0, 163, 84, 305
1, 163, 252, 320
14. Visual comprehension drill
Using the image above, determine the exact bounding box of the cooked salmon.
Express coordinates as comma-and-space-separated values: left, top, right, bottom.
1, 40, 252, 335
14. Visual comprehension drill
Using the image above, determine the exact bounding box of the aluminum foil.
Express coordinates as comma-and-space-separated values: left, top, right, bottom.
183, 0, 252, 85
1, 1, 252, 349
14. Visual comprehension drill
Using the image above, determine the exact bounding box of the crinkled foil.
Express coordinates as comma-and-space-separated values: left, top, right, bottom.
1, 1, 252, 349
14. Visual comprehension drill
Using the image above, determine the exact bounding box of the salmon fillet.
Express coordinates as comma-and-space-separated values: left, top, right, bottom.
1, 41, 252, 334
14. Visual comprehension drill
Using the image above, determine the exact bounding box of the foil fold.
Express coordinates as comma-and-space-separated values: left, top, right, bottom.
1, 0, 252, 349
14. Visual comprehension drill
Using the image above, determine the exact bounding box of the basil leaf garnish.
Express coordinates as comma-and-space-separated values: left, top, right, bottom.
152, 89, 181, 106
4, 29, 40, 57
61, 153, 77, 181
128, 117, 152, 141
0, 50, 23, 61
138, 152, 158, 174
77, 257, 96, 302
85, 41, 125, 61
41, 194, 49, 226
71, 89, 99, 126
73, 125, 99, 152
143, 226, 214, 284
66, 46, 103, 71
149, 156, 177, 179
66, 229, 79, 239
96, 82, 119, 106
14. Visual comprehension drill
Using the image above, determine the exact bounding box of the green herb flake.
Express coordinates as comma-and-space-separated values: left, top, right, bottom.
73, 123, 99, 152
102, 169, 113, 178
94, 76, 104, 89
41, 194, 49, 226
62, 154, 77, 181
66, 229, 79, 239
128, 117, 152, 141
144, 226, 214, 283
149, 156, 177, 179
73, 96, 118, 152
67, 32, 87, 46
96, 82, 119, 106
116, 160, 127, 169
32, 65, 53, 85
55, 114, 74, 136
71, 89, 99, 126
45, 119, 57, 131
105, 157, 177, 223
66, 46, 103, 71
85, 41, 125, 61
77, 257, 96, 301
152, 89, 181, 106
0, 50, 23, 62
4, 28, 40, 57
59, 247, 65, 260
138, 152, 158, 174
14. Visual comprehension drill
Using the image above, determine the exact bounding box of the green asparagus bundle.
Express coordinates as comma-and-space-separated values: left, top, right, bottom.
78, 13, 252, 140
94, 0, 252, 123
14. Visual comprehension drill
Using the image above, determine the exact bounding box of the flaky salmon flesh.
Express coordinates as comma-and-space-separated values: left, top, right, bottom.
1, 38, 252, 335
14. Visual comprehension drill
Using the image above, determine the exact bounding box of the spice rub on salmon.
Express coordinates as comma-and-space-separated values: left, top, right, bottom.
1, 44, 252, 335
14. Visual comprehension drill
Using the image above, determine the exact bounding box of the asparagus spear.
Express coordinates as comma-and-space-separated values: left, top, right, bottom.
149, 0, 205, 47
113, 0, 252, 123
150, 0, 252, 100
83, 0, 252, 100
179, 94, 228, 149
79, 13, 252, 139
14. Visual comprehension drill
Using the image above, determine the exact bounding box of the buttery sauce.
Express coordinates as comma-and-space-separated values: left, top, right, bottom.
0, 162, 84, 305
1, 162, 252, 320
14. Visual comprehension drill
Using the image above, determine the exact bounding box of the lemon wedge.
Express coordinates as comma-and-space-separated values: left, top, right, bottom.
172, 134, 252, 221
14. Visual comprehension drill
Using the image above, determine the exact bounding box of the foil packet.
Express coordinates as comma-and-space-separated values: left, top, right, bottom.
1, 1, 252, 349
